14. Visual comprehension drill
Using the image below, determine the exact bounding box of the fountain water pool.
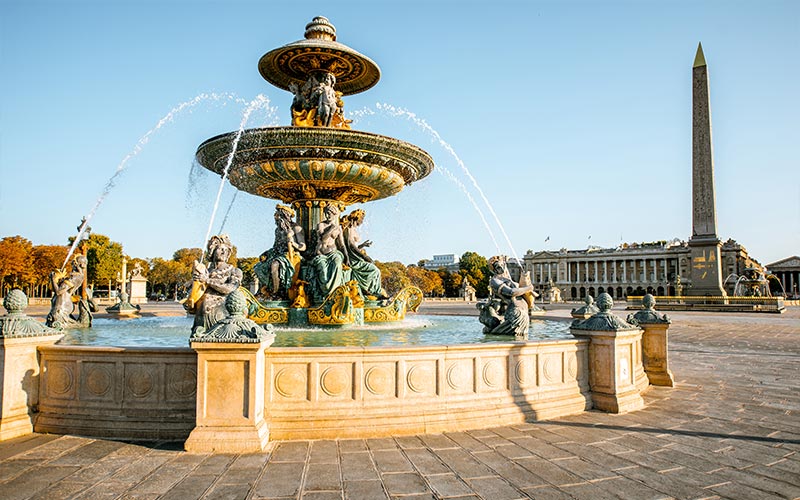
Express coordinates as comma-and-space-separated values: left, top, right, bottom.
58, 314, 570, 348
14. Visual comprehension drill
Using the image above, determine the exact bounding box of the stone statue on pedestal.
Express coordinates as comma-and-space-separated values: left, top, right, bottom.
186, 235, 243, 335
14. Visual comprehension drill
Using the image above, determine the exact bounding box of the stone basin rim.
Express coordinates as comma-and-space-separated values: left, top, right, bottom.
195, 126, 434, 180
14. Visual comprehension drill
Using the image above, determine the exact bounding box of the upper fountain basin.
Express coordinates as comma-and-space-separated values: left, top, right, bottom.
196, 126, 434, 205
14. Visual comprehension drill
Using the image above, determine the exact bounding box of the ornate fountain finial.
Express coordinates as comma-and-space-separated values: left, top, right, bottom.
1, 289, 61, 337
305, 16, 336, 41
571, 292, 638, 331
627, 294, 671, 325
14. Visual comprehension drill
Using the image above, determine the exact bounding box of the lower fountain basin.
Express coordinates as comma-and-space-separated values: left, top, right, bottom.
59, 314, 570, 348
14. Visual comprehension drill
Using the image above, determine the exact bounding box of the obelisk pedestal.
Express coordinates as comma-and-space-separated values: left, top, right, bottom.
688, 43, 725, 297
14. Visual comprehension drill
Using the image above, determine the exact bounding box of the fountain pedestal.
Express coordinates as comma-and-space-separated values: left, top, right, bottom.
185, 339, 272, 453
570, 294, 648, 413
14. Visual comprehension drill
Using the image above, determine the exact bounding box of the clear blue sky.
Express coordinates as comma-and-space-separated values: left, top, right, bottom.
1, 0, 797, 267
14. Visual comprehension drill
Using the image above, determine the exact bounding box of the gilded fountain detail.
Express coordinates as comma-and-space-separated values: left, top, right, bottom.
191, 17, 431, 330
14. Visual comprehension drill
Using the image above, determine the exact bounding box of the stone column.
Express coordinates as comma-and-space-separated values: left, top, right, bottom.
0, 290, 63, 441
627, 295, 675, 387
570, 293, 647, 413
185, 290, 276, 453
594, 261, 599, 283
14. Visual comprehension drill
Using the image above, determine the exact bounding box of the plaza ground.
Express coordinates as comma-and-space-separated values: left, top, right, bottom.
0, 302, 798, 499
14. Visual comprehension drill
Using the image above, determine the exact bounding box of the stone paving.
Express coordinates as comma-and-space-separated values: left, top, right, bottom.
0, 305, 798, 499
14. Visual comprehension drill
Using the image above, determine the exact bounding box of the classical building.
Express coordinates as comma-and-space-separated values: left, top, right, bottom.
523, 238, 760, 301
766, 256, 800, 298
422, 254, 460, 272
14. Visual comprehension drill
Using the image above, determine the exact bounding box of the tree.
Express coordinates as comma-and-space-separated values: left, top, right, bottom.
375, 261, 411, 296
83, 234, 124, 287
149, 258, 191, 299
31, 244, 68, 297
0, 236, 34, 295
173, 248, 203, 268
407, 265, 444, 296
460, 251, 490, 298
237, 257, 259, 288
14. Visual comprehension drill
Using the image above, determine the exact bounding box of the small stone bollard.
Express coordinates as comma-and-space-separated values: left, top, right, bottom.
627, 294, 675, 387
185, 290, 276, 453
571, 295, 599, 319
0, 290, 63, 440
571, 293, 648, 413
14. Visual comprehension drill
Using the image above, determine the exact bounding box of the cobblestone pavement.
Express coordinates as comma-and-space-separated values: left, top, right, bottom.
1, 306, 798, 499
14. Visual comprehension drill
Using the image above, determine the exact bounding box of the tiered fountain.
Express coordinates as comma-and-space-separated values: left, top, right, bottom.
194, 16, 432, 328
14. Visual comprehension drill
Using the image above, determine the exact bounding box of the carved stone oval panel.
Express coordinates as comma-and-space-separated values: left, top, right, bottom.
320, 366, 350, 398
364, 366, 393, 396
274, 366, 307, 399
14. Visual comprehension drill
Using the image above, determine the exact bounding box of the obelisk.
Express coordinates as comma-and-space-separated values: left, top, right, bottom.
687, 43, 726, 296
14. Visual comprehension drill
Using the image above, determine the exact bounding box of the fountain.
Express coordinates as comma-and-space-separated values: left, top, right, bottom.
724, 267, 775, 297
193, 16, 431, 328
0, 16, 662, 448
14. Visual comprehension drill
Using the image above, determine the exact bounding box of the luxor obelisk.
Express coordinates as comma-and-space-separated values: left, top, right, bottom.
688, 43, 726, 296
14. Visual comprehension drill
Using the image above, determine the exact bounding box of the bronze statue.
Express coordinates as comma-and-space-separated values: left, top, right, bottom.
477, 256, 534, 336
254, 205, 306, 301
46, 255, 92, 329
307, 203, 349, 304
343, 209, 386, 300
186, 235, 243, 334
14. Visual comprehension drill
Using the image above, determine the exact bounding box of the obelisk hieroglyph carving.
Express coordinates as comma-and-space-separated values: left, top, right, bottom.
688, 43, 725, 296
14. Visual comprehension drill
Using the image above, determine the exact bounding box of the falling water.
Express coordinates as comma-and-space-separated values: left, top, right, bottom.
201, 94, 273, 259
62, 92, 245, 268
216, 106, 281, 234
374, 103, 522, 263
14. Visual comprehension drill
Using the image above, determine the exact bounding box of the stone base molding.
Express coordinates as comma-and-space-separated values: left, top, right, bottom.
571, 327, 648, 413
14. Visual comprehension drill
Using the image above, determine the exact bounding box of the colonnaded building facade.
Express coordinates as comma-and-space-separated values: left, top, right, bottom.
523, 238, 760, 301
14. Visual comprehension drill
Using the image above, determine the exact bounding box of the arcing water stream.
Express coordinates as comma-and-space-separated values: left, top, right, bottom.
62, 92, 248, 268
200, 94, 274, 260
350, 104, 520, 262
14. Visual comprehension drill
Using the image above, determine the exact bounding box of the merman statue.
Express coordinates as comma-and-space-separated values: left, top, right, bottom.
46, 255, 92, 329
254, 205, 306, 301
343, 209, 387, 300
185, 234, 242, 334
307, 203, 350, 304
476, 256, 534, 336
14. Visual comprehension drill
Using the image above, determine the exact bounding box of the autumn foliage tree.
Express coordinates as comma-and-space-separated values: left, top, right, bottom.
0, 236, 34, 295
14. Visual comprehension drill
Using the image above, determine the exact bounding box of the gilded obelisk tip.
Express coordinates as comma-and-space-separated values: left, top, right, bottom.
693, 42, 706, 68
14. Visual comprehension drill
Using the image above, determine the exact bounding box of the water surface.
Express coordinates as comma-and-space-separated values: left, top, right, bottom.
59, 314, 570, 348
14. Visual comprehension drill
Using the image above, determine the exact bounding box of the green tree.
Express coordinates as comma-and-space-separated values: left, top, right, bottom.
83, 234, 124, 287
460, 251, 490, 298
